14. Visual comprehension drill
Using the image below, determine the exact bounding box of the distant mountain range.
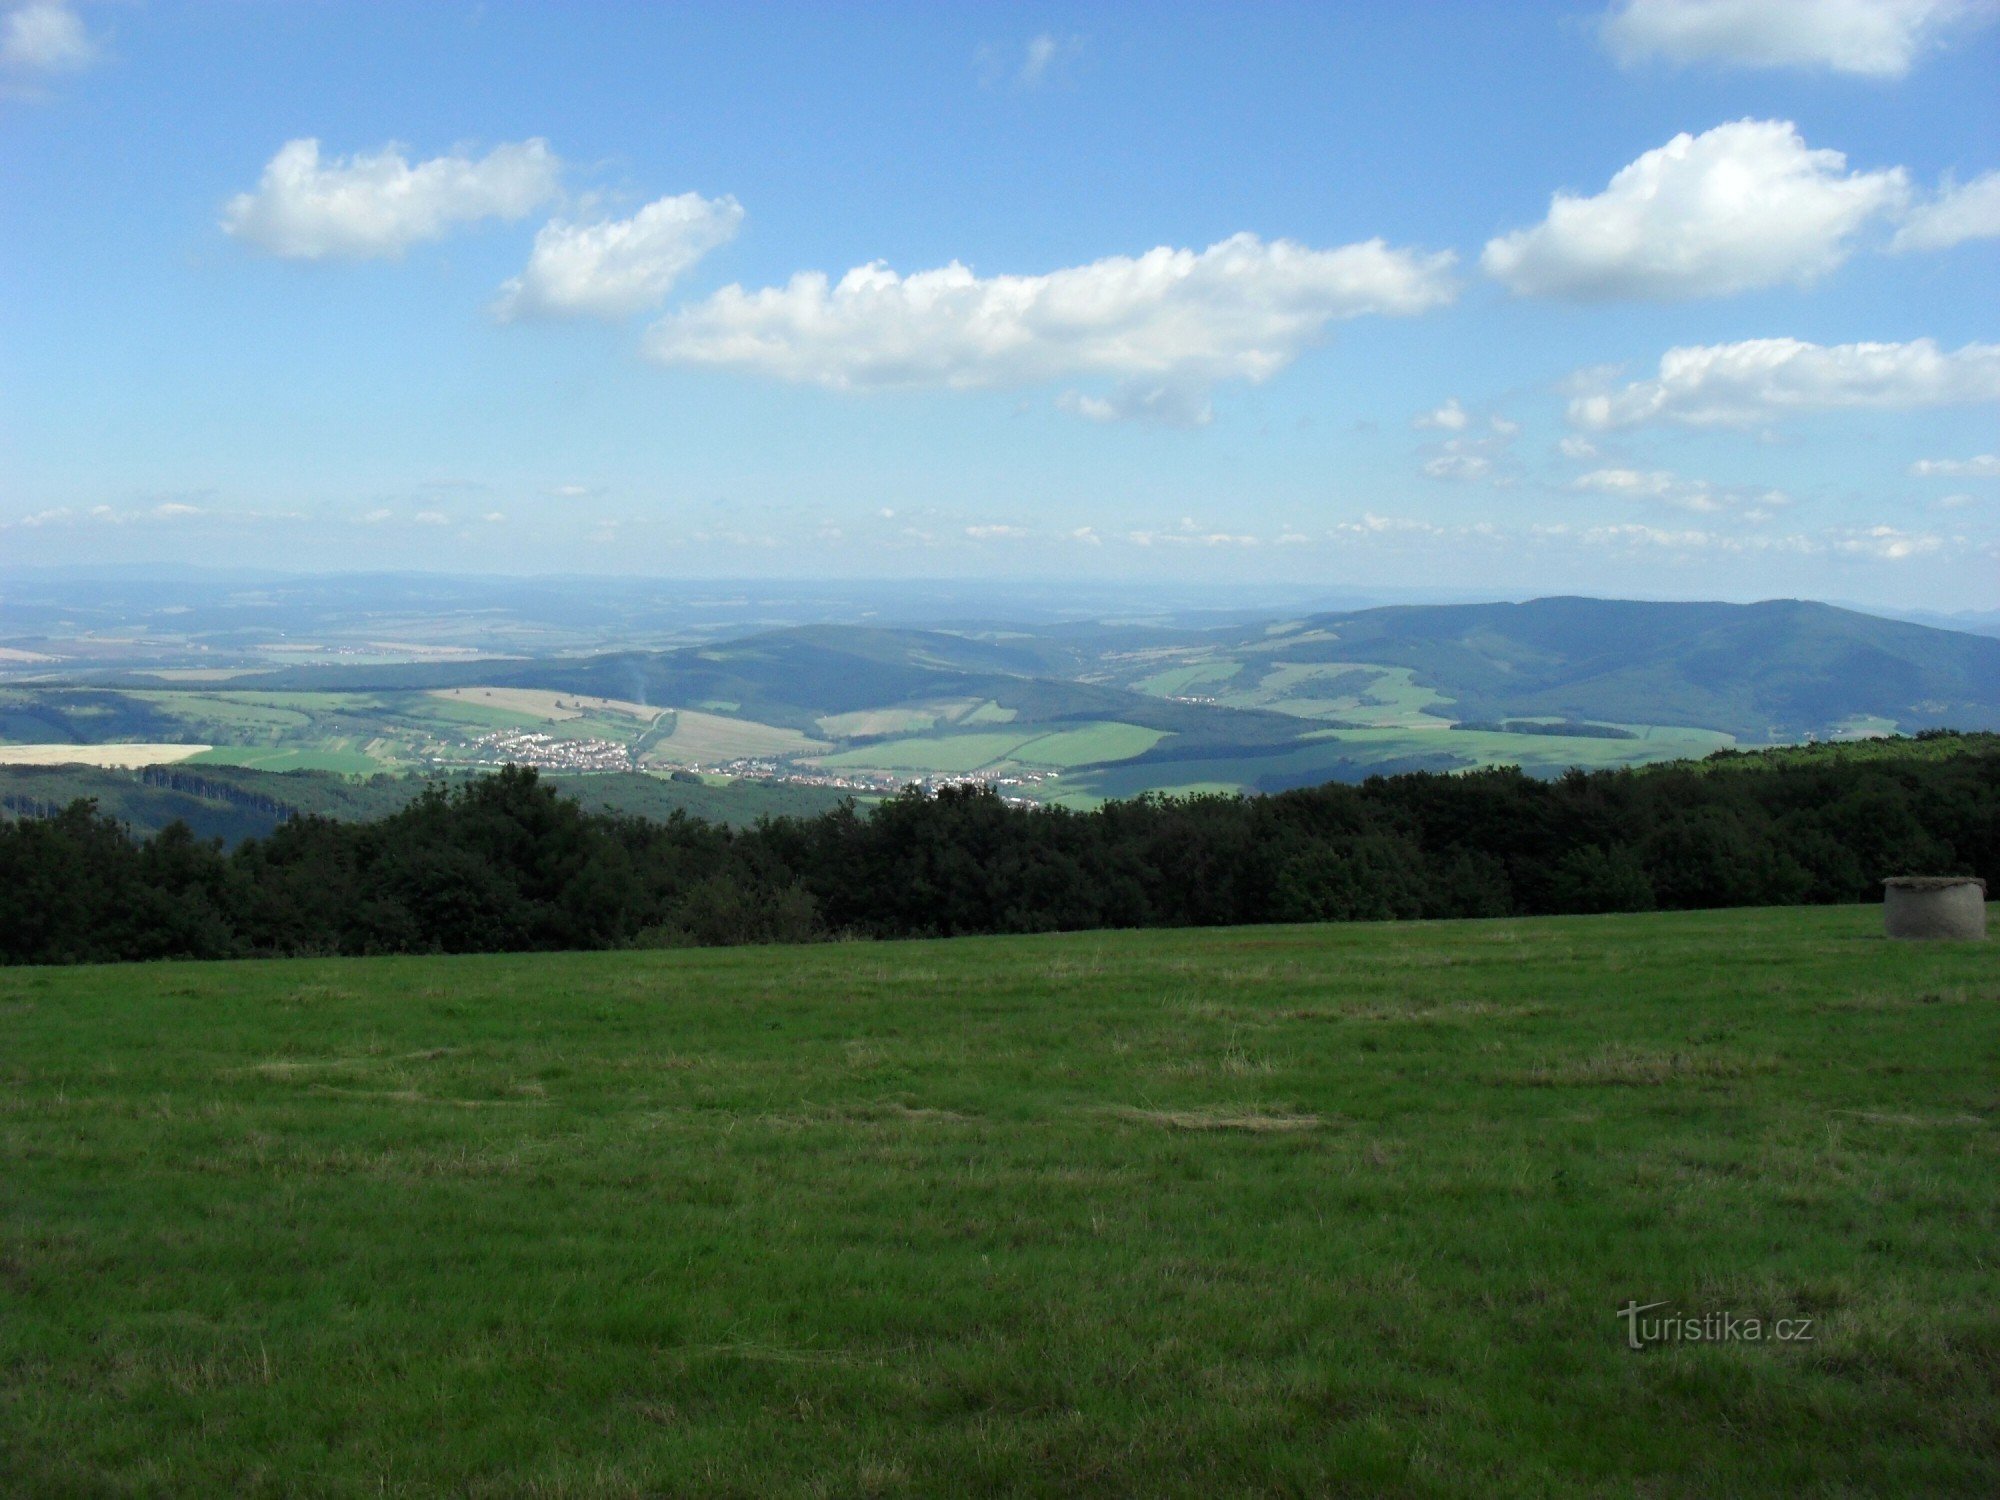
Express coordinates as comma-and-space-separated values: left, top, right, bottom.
226, 595, 2000, 745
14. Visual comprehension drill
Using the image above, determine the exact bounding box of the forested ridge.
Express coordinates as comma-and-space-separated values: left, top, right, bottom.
1, 735, 1992, 965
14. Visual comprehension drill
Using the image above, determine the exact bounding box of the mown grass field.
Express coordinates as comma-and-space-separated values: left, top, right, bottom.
3, 907, 1995, 1496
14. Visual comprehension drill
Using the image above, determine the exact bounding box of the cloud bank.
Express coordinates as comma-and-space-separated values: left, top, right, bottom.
1569, 337, 2000, 428
223, 138, 561, 260
495, 192, 744, 320
642, 233, 1457, 404
1891, 170, 2000, 252
1601, 0, 1985, 77
1, 1, 95, 73
1483, 121, 1908, 299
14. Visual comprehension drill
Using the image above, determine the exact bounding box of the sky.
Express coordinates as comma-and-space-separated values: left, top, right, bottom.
2, 0, 1997, 609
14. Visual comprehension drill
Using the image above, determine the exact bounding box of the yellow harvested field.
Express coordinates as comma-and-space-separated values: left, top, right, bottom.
646, 709, 827, 764
0, 743, 211, 767
428, 688, 665, 723
0, 646, 60, 663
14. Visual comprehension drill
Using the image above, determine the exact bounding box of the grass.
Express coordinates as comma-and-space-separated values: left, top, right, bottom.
189, 746, 386, 774
816, 721, 1164, 775
641, 708, 828, 765
3, 906, 1995, 1496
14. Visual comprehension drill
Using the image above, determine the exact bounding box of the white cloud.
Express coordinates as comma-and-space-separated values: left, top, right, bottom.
1835, 524, 1944, 558
1910, 452, 2000, 476
1414, 397, 1469, 430
965, 523, 1030, 540
151, 502, 201, 519
1891, 170, 2000, 252
1332, 513, 1449, 538
1019, 32, 1082, 87
1935, 492, 1980, 509
1569, 465, 1789, 515
1569, 337, 2000, 428
544, 483, 598, 499
1057, 382, 1213, 427
359, 508, 393, 524
413, 510, 448, 525
494, 192, 744, 321
1422, 447, 1492, 482
1483, 121, 1907, 300
1070, 526, 1102, 546
643, 233, 1457, 400
1, 1, 95, 73
222, 138, 560, 260
1573, 467, 1688, 500
481, 511, 507, 524
1558, 435, 1600, 460
1127, 526, 1260, 547
1601, 0, 1986, 77
1420, 412, 1518, 483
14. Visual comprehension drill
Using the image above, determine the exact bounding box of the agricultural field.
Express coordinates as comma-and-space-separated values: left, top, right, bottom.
2, 906, 1993, 1495
813, 720, 1166, 777
4, 591, 1994, 804
0, 742, 210, 768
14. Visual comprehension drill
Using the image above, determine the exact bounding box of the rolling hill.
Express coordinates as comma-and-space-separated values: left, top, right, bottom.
1, 595, 1986, 802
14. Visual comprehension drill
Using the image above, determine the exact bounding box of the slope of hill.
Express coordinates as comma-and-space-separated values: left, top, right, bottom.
1182, 598, 2000, 741
0, 763, 854, 844
11, 596, 1994, 800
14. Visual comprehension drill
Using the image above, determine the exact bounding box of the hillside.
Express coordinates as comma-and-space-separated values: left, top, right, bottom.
1189, 597, 2000, 740
4, 910, 1993, 1495
6, 597, 1994, 802
0, 763, 853, 844
227, 595, 2000, 746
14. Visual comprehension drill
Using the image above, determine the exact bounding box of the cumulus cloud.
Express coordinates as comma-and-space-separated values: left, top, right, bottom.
642, 233, 1457, 403
1835, 524, 1944, 558
494, 192, 744, 320
1414, 397, 1469, 430
1910, 452, 2000, 476
1571, 466, 1788, 516
1057, 382, 1214, 427
1891, 170, 2000, 252
1483, 120, 1908, 300
1420, 409, 1518, 483
1568, 337, 2000, 428
1601, 0, 1986, 77
1422, 445, 1493, 482
222, 138, 560, 260
1, 1, 95, 73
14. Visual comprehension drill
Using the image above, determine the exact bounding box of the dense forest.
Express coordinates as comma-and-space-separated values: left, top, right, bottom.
0, 735, 1992, 965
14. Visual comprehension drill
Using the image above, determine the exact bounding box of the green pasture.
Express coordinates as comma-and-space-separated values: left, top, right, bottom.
2, 906, 1994, 1495
188, 746, 387, 775
817, 720, 1165, 775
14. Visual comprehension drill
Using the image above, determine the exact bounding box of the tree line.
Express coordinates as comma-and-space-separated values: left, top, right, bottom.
0, 739, 1993, 965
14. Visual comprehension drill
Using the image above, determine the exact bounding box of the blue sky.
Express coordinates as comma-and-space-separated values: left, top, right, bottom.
2, 0, 1996, 607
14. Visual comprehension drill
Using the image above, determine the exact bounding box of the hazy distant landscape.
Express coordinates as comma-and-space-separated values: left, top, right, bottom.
5, 576, 1997, 830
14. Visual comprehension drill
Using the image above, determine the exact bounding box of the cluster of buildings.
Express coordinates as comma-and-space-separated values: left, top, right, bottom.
447, 730, 633, 772
691, 756, 1057, 802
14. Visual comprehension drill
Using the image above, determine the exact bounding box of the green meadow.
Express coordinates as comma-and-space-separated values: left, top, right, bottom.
3, 907, 1995, 1496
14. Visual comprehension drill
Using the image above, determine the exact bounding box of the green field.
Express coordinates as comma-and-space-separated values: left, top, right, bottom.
189, 746, 386, 774
4, 907, 1994, 1495
816, 720, 1166, 775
